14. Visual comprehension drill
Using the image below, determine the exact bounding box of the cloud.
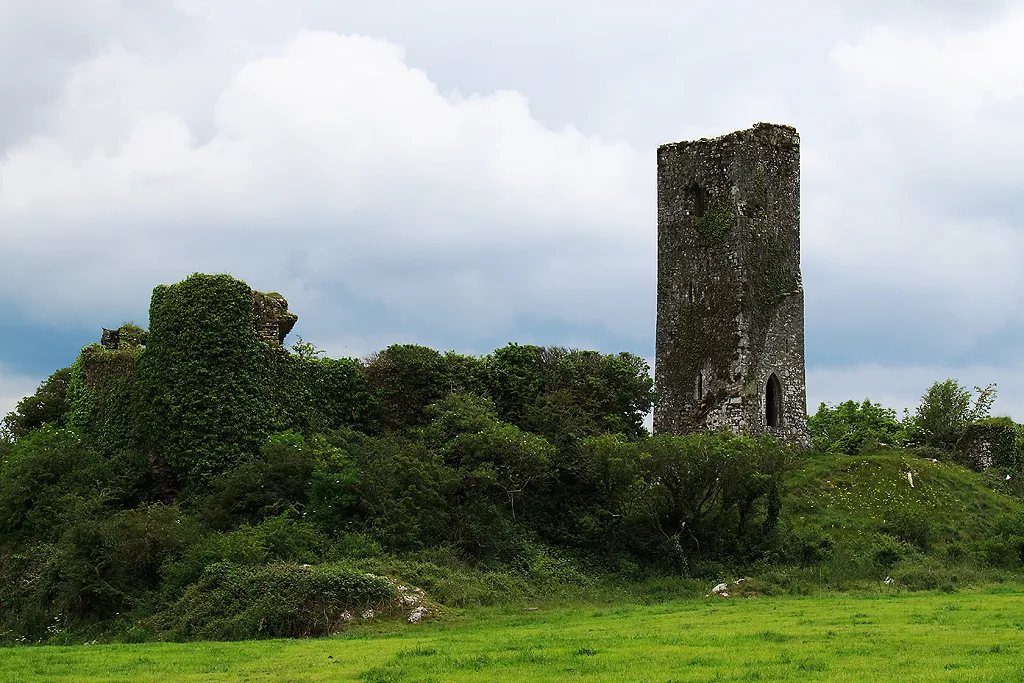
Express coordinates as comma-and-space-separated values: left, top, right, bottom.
0, 365, 39, 425
0, 31, 652, 348
803, 6, 1024, 364
807, 362, 1024, 421
1, 1, 1023, 419
829, 8, 1024, 208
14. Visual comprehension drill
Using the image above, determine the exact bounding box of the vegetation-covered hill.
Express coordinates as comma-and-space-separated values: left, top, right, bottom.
1, 273, 1023, 644
773, 453, 1024, 591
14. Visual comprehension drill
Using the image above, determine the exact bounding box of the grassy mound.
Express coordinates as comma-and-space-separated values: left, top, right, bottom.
147, 563, 400, 641
773, 451, 1024, 590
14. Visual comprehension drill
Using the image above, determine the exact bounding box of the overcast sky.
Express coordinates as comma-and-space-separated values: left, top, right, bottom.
1, 0, 1022, 424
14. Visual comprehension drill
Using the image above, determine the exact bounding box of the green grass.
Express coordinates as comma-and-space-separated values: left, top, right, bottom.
766, 452, 1024, 591
784, 452, 1022, 541
4, 590, 1024, 681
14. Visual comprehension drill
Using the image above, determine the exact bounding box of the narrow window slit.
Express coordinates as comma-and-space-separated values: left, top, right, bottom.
765, 373, 782, 428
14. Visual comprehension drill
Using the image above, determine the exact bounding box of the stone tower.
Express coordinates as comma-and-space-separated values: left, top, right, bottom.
654, 122, 808, 444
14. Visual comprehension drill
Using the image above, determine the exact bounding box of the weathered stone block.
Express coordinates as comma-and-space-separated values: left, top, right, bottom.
252, 291, 298, 345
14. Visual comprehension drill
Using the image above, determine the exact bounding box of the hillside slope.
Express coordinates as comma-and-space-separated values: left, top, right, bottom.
775, 452, 1024, 590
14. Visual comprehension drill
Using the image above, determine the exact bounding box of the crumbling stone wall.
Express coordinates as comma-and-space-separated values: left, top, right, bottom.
960, 421, 1023, 470
100, 324, 148, 351
252, 292, 298, 345
654, 123, 809, 446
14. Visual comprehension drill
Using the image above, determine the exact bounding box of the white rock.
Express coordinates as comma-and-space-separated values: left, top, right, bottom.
711, 582, 729, 594
408, 607, 429, 623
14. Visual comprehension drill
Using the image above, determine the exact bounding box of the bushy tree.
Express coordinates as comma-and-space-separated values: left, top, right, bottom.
914, 379, 996, 451
484, 344, 654, 444
808, 399, 909, 454
0, 426, 147, 543
445, 420, 554, 522
637, 432, 788, 557
364, 344, 449, 431
353, 435, 454, 551
1, 368, 72, 439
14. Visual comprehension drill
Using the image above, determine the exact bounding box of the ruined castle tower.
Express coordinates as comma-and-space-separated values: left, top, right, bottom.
654, 123, 808, 444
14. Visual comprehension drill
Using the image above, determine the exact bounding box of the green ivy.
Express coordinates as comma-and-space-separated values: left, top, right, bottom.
267, 352, 377, 435
139, 274, 273, 484
66, 342, 143, 454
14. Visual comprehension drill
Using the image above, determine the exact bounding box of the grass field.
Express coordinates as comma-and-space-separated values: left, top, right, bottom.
3, 589, 1024, 682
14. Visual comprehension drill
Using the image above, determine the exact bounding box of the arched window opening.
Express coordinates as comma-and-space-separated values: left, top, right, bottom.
685, 182, 706, 218
695, 372, 703, 401
765, 373, 782, 428
688, 281, 694, 303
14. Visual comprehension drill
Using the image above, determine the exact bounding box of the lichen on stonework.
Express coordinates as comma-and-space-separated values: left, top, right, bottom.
694, 199, 735, 242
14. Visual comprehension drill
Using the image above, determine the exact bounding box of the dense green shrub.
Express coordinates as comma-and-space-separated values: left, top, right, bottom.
199, 432, 323, 530
485, 343, 548, 427
484, 344, 654, 443
880, 503, 934, 552
268, 353, 377, 436
354, 435, 455, 552
0, 426, 146, 543
872, 534, 919, 569
444, 417, 554, 522
152, 562, 396, 640
364, 344, 450, 431
528, 432, 790, 567
808, 400, 909, 454
161, 513, 328, 596
0, 501, 193, 635
636, 432, 788, 560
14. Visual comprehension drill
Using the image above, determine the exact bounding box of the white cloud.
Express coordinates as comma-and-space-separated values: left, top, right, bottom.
808, 363, 1024, 421
1, 1, 1023, 420
0, 366, 39, 424
0, 31, 652, 341
802, 7, 1024, 356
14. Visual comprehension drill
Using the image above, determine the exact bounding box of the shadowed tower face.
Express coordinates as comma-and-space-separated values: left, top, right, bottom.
654, 123, 808, 444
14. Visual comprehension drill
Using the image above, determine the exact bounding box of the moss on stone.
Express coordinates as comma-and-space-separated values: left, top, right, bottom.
753, 166, 768, 217
693, 199, 735, 242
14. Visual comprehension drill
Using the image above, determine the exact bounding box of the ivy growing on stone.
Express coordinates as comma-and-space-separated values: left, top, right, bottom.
139, 274, 273, 483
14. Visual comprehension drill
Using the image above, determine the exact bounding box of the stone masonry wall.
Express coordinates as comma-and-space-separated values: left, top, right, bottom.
654, 123, 808, 445
252, 291, 298, 346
